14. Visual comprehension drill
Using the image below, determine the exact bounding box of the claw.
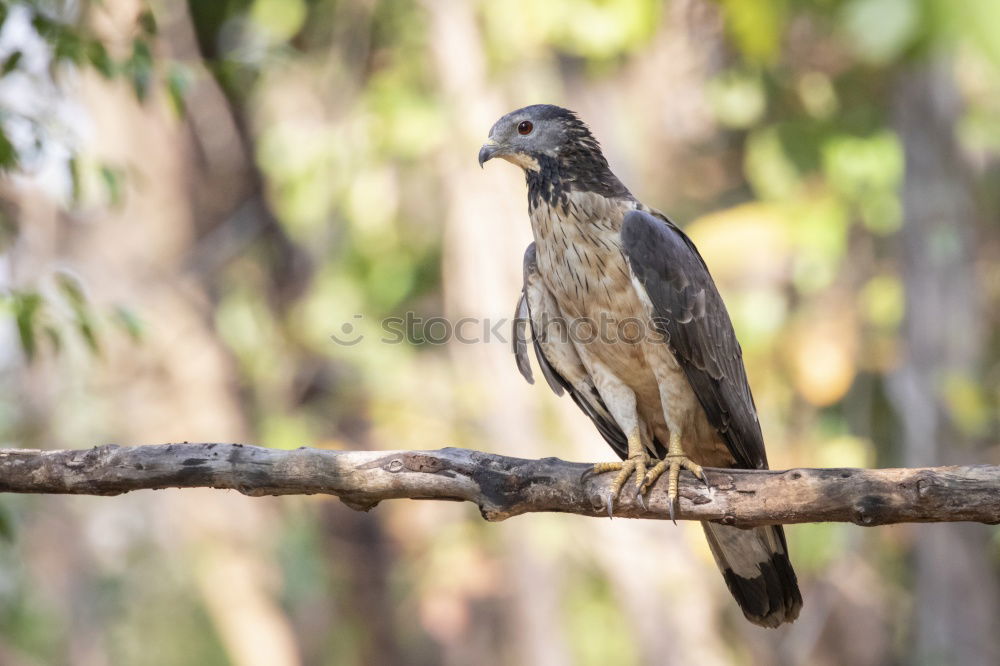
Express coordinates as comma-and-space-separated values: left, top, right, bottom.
588, 434, 658, 519
668, 496, 676, 525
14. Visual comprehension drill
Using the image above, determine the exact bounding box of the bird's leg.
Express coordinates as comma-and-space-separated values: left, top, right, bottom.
638, 431, 706, 523
590, 427, 650, 516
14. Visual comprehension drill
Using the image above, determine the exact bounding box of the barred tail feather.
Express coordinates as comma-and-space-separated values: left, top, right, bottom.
702, 523, 802, 628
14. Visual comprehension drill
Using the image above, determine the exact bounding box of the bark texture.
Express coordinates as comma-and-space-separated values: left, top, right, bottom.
1, 444, 997, 527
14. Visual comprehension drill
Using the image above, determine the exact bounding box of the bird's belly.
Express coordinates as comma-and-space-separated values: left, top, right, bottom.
551, 267, 674, 426
535, 228, 658, 391
530, 198, 728, 462
540, 245, 725, 462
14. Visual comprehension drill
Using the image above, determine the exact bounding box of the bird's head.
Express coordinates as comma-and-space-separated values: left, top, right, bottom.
479, 104, 630, 206
478, 104, 600, 172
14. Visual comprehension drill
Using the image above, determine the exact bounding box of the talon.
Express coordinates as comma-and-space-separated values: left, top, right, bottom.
668, 495, 676, 525
588, 429, 659, 517
634, 459, 647, 495
657, 432, 706, 524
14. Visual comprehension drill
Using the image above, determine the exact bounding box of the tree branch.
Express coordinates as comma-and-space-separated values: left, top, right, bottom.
0, 444, 996, 527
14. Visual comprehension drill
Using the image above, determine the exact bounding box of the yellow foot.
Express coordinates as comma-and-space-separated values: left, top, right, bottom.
591, 451, 651, 517
638, 451, 708, 524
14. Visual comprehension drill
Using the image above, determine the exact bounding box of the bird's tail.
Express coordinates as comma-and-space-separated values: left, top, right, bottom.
702, 522, 802, 628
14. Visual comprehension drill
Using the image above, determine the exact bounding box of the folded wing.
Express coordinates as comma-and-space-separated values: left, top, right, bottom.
513, 243, 629, 459
621, 209, 767, 470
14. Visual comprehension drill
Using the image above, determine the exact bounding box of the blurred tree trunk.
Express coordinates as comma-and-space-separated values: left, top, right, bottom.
890, 60, 1000, 666
14, 2, 308, 664
421, 1, 571, 663
172, 0, 404, 662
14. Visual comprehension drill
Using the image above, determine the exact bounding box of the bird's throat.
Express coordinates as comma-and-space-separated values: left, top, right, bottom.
525, 154, 571, 210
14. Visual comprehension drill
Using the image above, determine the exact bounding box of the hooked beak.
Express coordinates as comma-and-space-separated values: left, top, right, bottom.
478, 140, 501, 168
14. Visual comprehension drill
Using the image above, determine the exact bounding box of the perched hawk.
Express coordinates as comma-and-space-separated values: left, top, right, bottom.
480, 104, 802, 627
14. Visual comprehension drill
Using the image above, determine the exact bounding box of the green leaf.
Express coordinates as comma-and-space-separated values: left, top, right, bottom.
0, 125, 18, 171
127, 39, 154, 101
56, 271, 88, 308
53, 30, 85, 64
30, 14, 58, 40
719, 0, 787, 65
138, 9, 158, 36
132, 39, 153, 66
166, 63, 192, 117
744, 126, 802, 200
68, 156, 82, 202
0, 206, 17, 251
99, 165, 124, 206
42, 324, 62, 354
76, 316, 100, 354
946, 0, 1000, 70
1, 50, 22, 76
86, 41, 115, 78
56, 272, 102, 355
111, 305, 144, 342
12, 291, 43, 360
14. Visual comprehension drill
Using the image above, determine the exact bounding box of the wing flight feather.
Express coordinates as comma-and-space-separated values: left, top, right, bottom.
514, 243, 629, 459
621, 209, 767, 469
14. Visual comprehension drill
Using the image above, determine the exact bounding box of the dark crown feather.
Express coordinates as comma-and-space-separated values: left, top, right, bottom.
522, 105, 631, 209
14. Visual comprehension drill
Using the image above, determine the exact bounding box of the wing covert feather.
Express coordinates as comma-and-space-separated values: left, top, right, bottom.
621, 210, 767, 469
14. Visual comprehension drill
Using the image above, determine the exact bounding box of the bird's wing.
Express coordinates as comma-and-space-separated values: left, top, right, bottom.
512, 290, 537, 387
514, 243, 629, 459
621, 209, 766, 469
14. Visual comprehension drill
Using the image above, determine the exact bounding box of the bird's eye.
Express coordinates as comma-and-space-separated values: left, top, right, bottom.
517, 120, 534, 135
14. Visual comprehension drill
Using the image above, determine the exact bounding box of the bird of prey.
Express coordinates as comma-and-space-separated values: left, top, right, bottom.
480, 104, 802, 627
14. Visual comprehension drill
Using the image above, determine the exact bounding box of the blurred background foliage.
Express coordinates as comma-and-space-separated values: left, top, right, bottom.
0, 0, 998, 664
